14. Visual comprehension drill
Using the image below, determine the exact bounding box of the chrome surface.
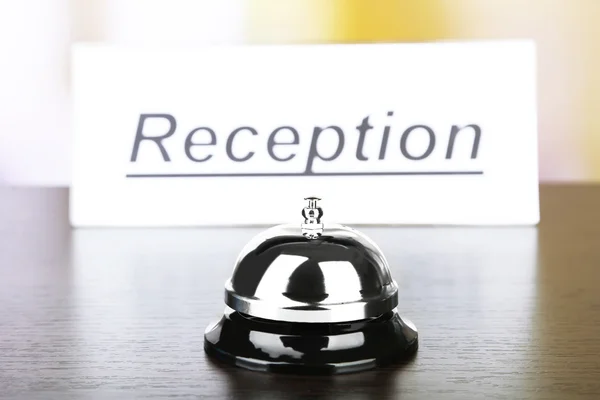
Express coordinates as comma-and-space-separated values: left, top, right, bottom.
224, 217, 399, 323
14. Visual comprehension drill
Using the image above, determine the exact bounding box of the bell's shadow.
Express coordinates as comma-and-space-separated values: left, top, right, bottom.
206, 350, 417, 400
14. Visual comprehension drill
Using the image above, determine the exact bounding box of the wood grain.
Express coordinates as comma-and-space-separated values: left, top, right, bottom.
0, 185, 599, 399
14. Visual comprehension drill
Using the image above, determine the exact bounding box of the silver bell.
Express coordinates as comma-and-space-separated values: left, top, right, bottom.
205, 197, 418, 374
225, 197, 398, 324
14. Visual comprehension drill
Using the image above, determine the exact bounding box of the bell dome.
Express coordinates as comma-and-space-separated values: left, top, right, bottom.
224, 198, 398, 323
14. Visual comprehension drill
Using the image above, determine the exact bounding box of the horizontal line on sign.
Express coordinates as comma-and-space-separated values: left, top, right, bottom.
126, 171, 484, 178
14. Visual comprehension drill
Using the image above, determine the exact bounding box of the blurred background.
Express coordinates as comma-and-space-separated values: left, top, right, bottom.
0, 0, 598, 186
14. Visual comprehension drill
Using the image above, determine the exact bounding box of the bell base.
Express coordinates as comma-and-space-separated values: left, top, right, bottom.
204, 309, 418, 375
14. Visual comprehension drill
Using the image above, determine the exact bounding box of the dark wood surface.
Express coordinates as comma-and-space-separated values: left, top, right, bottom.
0, 185, 599, 399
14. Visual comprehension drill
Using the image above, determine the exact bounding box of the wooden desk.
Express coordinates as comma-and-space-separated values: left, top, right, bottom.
1, 185, 599, 399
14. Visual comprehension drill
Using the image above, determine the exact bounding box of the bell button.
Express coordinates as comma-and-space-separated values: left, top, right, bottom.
301, 197, 324, 239
204, 197, 418, 374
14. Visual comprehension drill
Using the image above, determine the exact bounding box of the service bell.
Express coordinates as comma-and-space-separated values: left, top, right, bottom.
204, 197, 418, 374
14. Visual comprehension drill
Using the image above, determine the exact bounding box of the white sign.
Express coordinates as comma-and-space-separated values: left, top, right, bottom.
70, 41, 539, 227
